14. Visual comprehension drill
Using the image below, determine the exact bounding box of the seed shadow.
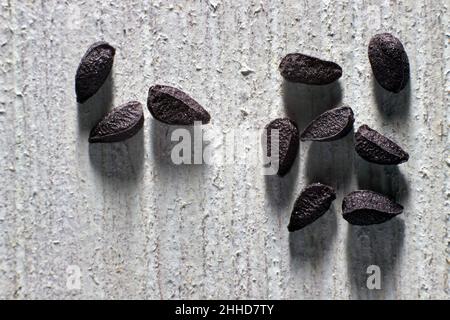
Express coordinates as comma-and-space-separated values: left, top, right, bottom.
288, 134, 347, 267
355, 157, 410, 206
304, 128, 355, 193
373, 78, 411, 120
282, 80, 343, 132
77, 72, 114, 136
88, 128, 145, 184
288, 201, 338, 268
346, 157, 408, 299
288, 132, 354, 268
87, 128, 145, 298
264, 153, 300, 215
346, 219, 405, 299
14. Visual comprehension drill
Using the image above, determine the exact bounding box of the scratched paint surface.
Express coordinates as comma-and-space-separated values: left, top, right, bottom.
0, 1, 448, 299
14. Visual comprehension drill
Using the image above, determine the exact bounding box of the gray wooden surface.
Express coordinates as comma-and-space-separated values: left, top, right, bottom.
0, 0, 448, 299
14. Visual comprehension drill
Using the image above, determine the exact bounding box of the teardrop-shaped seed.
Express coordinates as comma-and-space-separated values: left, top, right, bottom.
279, 53, 342, 85
147, 85, 210, 125
75, 41, 115, 103
342, 190, 403, 225
300, 106, 354, 141
288, 183, 336, 232
355, 125, 409, 165
89, 101, 144, 143
263, 118, 299, 176
368, 33, 410, 93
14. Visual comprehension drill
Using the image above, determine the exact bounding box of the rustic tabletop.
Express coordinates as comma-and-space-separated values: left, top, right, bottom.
0, 0, 448, 299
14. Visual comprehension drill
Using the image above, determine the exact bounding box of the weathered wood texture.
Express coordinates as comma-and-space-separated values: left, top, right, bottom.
0, 0, 448, 299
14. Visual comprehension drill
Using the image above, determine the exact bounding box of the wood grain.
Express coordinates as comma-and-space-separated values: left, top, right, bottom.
0, 0, 448, 299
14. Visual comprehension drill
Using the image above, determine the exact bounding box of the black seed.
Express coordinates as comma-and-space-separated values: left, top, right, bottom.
89, 101, 144, 143
279, 53, 342, 85
342, 190, 403, 225
75, 41, 115, 103
355, 125, 409, 165
300, 106, 354, 141
368, 33, 410, 93
288, 183, 336, 232
263, 118, 299, 176
147, 85, 210, 125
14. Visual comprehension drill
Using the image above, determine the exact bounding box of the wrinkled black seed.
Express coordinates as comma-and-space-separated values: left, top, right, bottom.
263, 118, 299, 176
342, 190, 403, 225
89, 101, 144, 143
300, 106, 354, 141
288, 183, 336, 232
75, 41, 115, 103
355, 125, 409, 165
147, 85, 210, 125
368, 33, 410, 93
279, 53, 342, 85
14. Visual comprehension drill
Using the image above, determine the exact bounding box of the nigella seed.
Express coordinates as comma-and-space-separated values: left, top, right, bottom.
288, 183, 336, 232
75, 41, 115, 103
342, 190, 403, 225
263, 118, 299, 176
300, 106, 354, 142
147, 85, 210, 125
368, 33, 410, 93
279, 53, 342, 85
355, 125, 409, 165
89, 101, 144, 143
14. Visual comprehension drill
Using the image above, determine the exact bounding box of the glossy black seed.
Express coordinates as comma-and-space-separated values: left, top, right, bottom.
355, 125, 409, 165
368, 33, 410, 93
263, 118, 299, 176
75, 41, 115, 103
300, 106, 354, 141
279, 53, 342, 85
288, 183, 336, 232
147, 85, 210, 125
342, 190, 403, 225
89, 101, 144, 143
